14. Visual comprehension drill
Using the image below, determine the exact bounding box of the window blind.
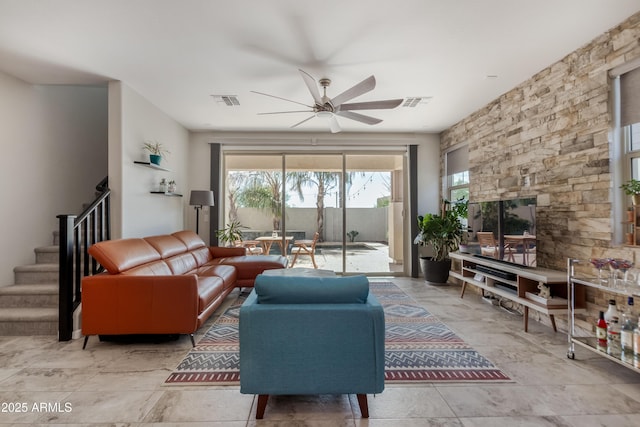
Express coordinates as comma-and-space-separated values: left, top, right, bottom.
621, 66, 640, 127
446, 145, 468, 176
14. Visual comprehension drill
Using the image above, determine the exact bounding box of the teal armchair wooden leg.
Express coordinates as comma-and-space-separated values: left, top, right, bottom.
256, 394, 269, 419
357, 394, 369, 418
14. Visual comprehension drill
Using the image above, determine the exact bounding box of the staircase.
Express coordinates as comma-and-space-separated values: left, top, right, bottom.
0, 232, 59, 335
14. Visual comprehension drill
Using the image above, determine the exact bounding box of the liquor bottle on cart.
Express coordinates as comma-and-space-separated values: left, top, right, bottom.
621, 297, 636, 355
596, 311, 607, 351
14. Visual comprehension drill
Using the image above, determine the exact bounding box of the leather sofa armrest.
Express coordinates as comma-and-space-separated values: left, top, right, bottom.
82, 274, 200, 335
210, 246, 246, 258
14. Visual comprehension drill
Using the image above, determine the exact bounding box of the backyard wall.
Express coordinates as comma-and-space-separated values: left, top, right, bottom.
236, 207, 388, 242
440, 12, 640, 330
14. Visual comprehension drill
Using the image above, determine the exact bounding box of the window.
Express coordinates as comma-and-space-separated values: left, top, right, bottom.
626, 124, 640, 183
445, 145, 469, 203
611, 59, 640, 243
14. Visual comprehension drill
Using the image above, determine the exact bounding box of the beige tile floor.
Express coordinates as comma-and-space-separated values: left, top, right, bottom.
1, 277, 640, 426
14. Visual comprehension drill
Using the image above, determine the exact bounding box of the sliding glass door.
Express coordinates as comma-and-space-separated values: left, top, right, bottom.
284, 154, 344, 271
222, 151, 406, 275
345, 154, 405, 274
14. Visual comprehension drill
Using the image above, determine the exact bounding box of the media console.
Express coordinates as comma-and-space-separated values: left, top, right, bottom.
449, 252, 586, 332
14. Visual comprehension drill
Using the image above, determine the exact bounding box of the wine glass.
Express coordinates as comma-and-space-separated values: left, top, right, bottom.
615, 259, 634, 290
590, 258, 610, 284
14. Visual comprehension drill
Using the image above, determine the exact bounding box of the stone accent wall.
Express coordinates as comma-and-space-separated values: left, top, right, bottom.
441, 12, 640, 331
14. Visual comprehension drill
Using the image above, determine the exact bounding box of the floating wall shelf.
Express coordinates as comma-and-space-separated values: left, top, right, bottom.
150, 191, 182, 197
134, 161, 170, 172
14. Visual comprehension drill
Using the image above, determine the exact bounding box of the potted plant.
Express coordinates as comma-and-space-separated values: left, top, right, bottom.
168, 180, 177, 193
414, 198, 467, 283
143, 140, 170, 166
216, 220, 247, 247
620, 179, 640, 205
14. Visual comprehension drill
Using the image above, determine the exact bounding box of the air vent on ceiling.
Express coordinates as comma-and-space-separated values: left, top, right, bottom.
211, 95, 240, 106
402, 97, 432, 108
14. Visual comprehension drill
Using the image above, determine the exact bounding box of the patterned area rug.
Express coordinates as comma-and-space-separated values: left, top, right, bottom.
165, 281, 510, 385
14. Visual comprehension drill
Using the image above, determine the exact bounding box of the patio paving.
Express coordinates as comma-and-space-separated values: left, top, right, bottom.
287, 242, 403, 274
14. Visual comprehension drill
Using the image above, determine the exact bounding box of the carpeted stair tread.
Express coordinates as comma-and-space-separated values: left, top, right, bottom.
0, 284, 58, 295
35, 245, 59, 264
35, 245, 59, 253
0, 308, 58, 321
13, 264, 59, 273
13, 263, 59, 284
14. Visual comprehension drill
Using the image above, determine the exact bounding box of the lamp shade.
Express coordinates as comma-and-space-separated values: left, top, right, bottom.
189, 190, 215, 207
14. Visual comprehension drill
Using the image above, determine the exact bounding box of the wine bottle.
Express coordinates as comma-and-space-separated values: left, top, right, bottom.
604, 299, 620, 326
596, 311, 607, 347
607, 318, 621, 356
634, 315, 640, 358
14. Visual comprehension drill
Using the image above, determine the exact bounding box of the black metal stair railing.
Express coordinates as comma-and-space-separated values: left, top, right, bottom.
57, 176, 110, 341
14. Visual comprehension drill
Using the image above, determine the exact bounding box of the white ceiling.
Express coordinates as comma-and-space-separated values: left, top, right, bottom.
1, 0, 638, 134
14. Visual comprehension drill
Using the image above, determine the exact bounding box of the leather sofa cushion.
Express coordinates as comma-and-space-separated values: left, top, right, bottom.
191, 247, 213, 267
121, 260, 173, 276
89, 238, 161, 274
217, 255, 288, 280
196, 264, 237, 290
144, 234, 187, 258
197, 276, 225, 312
166, 253, 198, 275
172, 230, 206, 250
255, 275, 369, 304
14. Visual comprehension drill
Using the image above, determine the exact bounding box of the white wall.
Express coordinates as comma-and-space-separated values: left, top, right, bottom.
109, 82, 189, 238
0, 71, 107, 285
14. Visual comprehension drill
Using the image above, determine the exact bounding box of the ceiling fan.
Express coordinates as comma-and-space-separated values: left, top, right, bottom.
252, 69, 403, 133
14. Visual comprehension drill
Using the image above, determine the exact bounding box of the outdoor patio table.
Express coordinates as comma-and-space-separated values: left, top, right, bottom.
255, 235, 294, 255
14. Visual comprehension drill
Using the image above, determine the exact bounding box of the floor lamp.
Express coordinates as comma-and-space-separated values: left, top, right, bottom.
189, 190, 215, 234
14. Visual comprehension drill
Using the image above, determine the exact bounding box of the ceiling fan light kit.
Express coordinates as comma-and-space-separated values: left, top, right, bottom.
252, 69, 403, 133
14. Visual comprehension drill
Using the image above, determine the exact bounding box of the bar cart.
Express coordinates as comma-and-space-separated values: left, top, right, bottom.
566, 258, 640, 373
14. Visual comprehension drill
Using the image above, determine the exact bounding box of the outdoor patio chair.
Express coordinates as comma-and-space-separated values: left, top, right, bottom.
289, 232, 319, 268
235, 240, 264, 255
477, 231, 514, 261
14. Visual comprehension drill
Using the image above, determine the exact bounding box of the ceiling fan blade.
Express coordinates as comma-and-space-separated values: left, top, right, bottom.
251, 90, 312, 108
291, 115, 316, 128
336, 110, 382, 125
299, 69, 323, 105
339, 99, 403, 111
330, 75, 376, 107
328, 115, 341, 133
257, 110, 314, 115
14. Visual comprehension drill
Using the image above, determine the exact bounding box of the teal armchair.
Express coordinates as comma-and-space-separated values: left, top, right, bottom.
239, 274, 385, 419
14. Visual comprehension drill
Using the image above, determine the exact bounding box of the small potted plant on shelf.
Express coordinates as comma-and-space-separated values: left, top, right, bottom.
620, 178, 640, 205
168, 180, 176, 193
143, 140, 170, 166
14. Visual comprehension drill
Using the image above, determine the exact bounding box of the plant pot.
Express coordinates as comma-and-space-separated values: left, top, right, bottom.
419, 257, 452, 284
149, 154, 161, 165
633, 194, 640, 206
627, 210, 635, 222
626, 232, 635, 245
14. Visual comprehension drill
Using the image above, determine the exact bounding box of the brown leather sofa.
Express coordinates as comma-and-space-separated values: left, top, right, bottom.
81, 230, 287, 348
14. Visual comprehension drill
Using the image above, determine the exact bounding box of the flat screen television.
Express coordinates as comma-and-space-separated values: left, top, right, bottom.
464, 197, 537, 267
